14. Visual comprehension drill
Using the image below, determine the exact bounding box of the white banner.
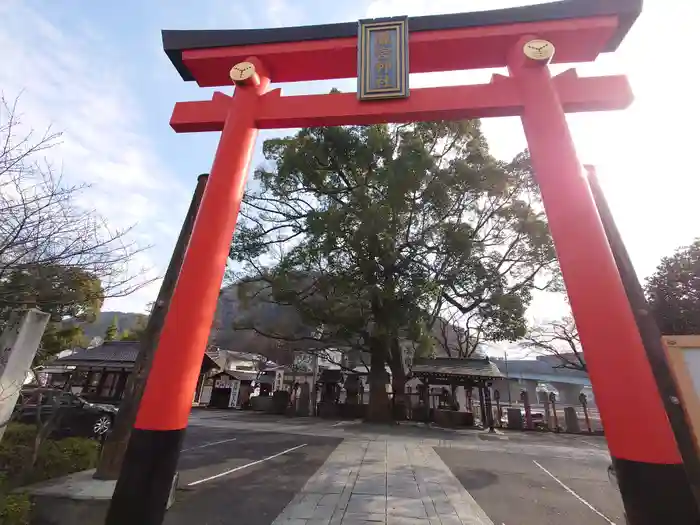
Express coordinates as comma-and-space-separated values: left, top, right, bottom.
229, 379, 241, 408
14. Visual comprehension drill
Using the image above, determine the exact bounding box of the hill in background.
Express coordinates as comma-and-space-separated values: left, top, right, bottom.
77, 311, 147, 339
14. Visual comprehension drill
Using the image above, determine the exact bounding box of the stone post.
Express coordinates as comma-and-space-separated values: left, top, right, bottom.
564, 407, 580, 433
580, 392, 592, 433
549, 392, 559, 432
0, 309, 51, 441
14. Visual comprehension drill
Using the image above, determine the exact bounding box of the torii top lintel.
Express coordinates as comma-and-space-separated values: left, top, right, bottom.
162, 0, 641, 87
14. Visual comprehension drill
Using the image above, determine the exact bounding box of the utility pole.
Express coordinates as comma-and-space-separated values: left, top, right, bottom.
311, 352, 319, 417
95, 174, 208, 480
504, 351, 511, 404
585, 165, 700, 524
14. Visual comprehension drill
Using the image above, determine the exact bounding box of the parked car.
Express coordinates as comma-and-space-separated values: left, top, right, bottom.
500, 408, 547, 429
13, 388, 118, 439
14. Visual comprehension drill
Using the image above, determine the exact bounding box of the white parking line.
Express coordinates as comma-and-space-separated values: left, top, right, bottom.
580, 439, 604, 449
188, 443, 307, 486
533, 460, 616, 524
182, 437, 237, 452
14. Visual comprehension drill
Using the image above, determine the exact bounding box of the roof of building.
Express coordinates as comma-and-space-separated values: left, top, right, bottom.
490, 356, 588, 378
52, 341, 219, 371
411, 357, 504, 381
206, 347, 272, 371
52, 341, 139, 366
163, 0, 642, 83
211, 370, 273, 383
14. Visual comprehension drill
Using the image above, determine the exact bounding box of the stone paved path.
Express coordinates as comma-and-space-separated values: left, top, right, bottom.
271, 440, 494, 525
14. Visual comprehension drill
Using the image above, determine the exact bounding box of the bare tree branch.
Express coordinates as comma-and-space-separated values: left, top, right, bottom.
521, 316, 586, 372
0, 94, 154, 323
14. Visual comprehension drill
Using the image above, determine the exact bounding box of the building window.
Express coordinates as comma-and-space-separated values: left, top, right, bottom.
83, 371, 101, 394
99, 372, 119, 398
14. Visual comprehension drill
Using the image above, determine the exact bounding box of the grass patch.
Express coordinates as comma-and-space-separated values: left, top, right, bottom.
0, 423, 100, 524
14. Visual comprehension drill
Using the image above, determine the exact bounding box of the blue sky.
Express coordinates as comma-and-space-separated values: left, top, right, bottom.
1, 0, 698, 327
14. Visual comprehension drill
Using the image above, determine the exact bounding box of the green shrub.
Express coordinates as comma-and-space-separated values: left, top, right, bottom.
35, 438, 99, 483
0, 493, 31, 525
0, 425, 36, 487
0, 425, 36, 448
0, 422, 99, 488
0, 423, 99, 522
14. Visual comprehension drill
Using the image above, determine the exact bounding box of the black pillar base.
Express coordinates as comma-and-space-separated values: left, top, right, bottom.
105, 428, 185, 525
613, 457, 700, 524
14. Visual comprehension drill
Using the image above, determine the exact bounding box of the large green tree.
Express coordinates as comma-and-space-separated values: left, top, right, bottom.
0, 264, 103, 322
104, 315, 119, 342
230, 121, 558, 420
39, 324, 90, 362
118, 314, 148, 341
645, 239, 700, 335
0, 263, 103, 363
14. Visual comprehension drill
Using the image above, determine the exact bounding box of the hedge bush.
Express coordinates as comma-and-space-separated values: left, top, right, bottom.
0, 423, 100, 524
0, 493, 31, 525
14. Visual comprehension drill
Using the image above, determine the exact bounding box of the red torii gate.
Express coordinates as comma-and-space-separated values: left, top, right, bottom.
106, 1, 698, 524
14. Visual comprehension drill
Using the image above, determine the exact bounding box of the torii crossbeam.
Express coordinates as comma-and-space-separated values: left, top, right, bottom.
170, 69, 632, 132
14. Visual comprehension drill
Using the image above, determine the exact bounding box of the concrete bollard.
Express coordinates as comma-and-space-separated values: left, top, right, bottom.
564, 406, 580, 433
543, 396, 551, 429
506, 407, 523, 430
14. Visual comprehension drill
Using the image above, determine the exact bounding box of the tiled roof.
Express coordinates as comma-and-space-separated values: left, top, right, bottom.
212, 371, 273, 383
490, 356, 588, 378
411, 357, 504, 379
52, 341, 139, 366
52, 341, 219, 371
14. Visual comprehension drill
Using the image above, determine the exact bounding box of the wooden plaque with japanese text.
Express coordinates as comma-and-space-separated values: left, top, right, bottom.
357, 17, 409, 100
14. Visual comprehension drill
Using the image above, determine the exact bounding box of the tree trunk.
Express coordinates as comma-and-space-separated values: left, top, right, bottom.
388, 340, 407, 420
450, 384, 460, 411
366, 341, 390, 422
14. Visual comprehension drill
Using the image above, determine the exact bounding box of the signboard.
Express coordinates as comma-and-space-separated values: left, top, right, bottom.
215, 377, 232, 389
293, 352, 314, 373
228, 379, 241, 408
274, 369, 285, 391
663, 335, 700, 454
357, 17, 409, 101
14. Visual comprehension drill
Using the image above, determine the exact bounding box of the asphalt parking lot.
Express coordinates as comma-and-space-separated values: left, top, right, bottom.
165, 410, 624, 524
437, 440, 624, 525
164, 426, 341, 525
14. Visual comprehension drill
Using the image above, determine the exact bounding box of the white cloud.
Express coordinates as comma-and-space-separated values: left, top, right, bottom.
0, 1, 189, 313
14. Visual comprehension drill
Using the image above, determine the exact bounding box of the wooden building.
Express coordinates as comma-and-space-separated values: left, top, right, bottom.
47, 341, 219, 405
409, 357, 505, 427
202, 370, 275, 408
